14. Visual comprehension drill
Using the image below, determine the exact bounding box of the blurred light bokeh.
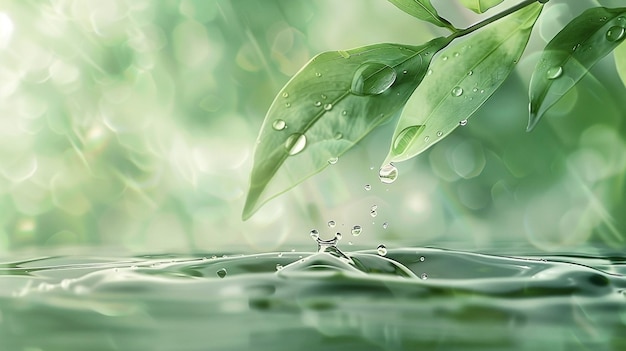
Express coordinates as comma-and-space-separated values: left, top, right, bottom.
0, 0, 625, 254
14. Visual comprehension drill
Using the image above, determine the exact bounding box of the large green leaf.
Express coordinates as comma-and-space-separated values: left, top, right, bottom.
242, 37, 453, 220
383, 3, 542, 165
458, 0, 505, 14
387, 0, 457, 31
528, 7, 626, 131
615, 40, 626, 88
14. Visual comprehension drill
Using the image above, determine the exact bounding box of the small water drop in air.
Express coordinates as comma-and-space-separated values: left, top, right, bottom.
310, 229, 320, 240
377, 244, 387, 256
382, 222, 389, 229
285, 133, 307, 155
334, 132, 343, 140
378, 163, 398, 184
217, 268, 227, 278
370, 210, 378, 218
546, 66, 563, 80
364, 184, 371, 191
351, 225, 362, 236
451, 86, 463, 97
606, 26, 625, 42
328, 220, 336, 228
323, 103, 333, 111
272, 119, 286, 130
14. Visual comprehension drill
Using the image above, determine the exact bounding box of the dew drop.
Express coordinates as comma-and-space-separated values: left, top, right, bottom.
421, 273, 428, 280
468, 70, 473, 76
323, 103, 333, 111
334, 132, 343, 140
282, 92, 289, 98
451, 86, 463, 97
272, 119, 286, 131
320, 94, 327, 100
436, 131, 443, 137
453, 52, 459, 57
459, 119, 468, 126
606, 26, 625, 42
310, 229, 320, 240
364, 184, 371, 191
285, 102, 291, 108
285, 133, 306, 155
427, 69, 433, 75
442, 56, 448, 61
378, 163, 398, 184
275, 263, 283, 271
314, 101, 322, 107
216, 268, 227, 278
420, 256, 425, 262
546, 66, 563, 80
377, 244, 387, 256
341, 110, 347, 116
382, 222, 389, 229
472, 88, 478, 93
315, 72, 322, 77
328, 157, 338, 165
480, 89, 484, 94
424, 136, 430, 142
350, 62, 397, 95
402, 70, 408, 74
351, 225, 362, 236
328, 220, 336, 228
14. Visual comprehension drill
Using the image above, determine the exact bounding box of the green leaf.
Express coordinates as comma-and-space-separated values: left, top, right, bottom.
383, 3, 542, 165
243, 37, 453, 220
615, 40, 626, 88
528, 7, 626, 131
387, 0, 457, 31
458, 0, 505, 14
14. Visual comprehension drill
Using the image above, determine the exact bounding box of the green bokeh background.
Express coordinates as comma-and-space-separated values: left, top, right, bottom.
0, 0, 625, 254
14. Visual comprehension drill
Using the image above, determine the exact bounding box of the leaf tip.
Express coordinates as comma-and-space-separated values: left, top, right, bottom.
526, 109, 541, 132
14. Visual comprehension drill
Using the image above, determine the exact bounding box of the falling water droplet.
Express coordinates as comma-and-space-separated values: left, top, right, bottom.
370, 209, 378, 218
282, 92, 289, 98
217, 268, 227, 278
285, 133, 307, 155
328, 157, 338, 165
420, 273, 428, 280
377, 244, 387, 256
546, 66, 563, 80
310, 229, 320, 240
364, 184, 371, 191
351, 225, 362, 236
272, 119, 286, 130
350, 62, 397, 95
323, 103, 333, 111
328, 220, 336, 228
459, 119, 468, 126
606, 26, 625, 42
378, 163, 398, 184
451, 86, 463, 97
382, 222, 389, 229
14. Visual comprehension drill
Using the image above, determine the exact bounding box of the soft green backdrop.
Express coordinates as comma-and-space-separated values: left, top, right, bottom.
0, 0, 625, 254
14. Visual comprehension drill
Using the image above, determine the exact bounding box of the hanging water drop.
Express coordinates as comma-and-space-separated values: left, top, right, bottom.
351, 225, 362, 236
328, 157, 338, 165
546, 66, 563, 80
328, 220, 336, 228
216, 268, 227, 278
285, 133, 306, 155
451, 86, 463, 97
378, 163, 398, 184
272, 119, 286, 131
350, 62, 397, 95
377, 244, 387, 256
459, 119, 468, 126
606, 26, 625, 42
310, 229, 320, 240
323, 103, 333, 111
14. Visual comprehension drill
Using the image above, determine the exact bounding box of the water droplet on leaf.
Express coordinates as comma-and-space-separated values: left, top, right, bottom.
282, 92, 289, 98
315, 72, 322, 77
370, 210, 378, 218
402, 70, 408, 74
341, 110, 347, 116
468, 70, 473, 76
442, 56, 448, 61
546, 66, 563, 80
285, 133, 306, 155
451, 86, 463, 97
350, 62, 397, 95
436, 131, 443, 137
420, 256, 425, 262
378, 163, 398, 184
606, 26, 625, 42
217, 268, 227, 278
335, 232, 342, 240
334, 132, 343, 140
424, 136, 430, 142
459, 119, 468, 126
421, 273, 428, 280
272, 119, 286, 130
377, 244, 387, 256
351, 225, 362, 236
427, 69, 433, 75
328, 157, 338, 165
285, 102, 291, 108
323, 103, 333, 111
314, 101, 321, 107
275, 264, 283, 271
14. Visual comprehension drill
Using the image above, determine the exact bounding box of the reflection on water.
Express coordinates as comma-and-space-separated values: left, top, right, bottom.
1, 248, 625, 350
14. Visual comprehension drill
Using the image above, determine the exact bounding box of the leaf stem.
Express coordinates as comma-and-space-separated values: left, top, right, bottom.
451, 0, 547, 39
